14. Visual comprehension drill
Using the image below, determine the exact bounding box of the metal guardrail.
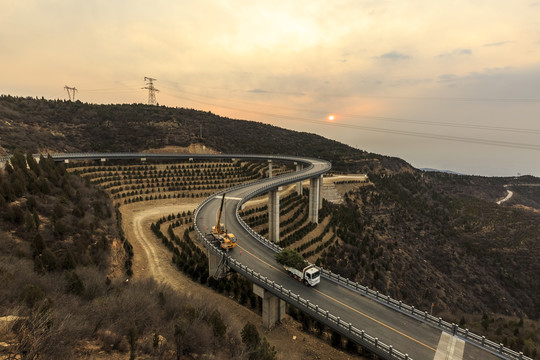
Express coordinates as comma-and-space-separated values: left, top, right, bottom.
193, 207, 412, 360
7, 151, 527, 360
235, 209, 530, 359
318, 267, 529, 359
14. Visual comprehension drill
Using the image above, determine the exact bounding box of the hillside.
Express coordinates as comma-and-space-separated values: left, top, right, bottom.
0, 151, 285, 359
319, 172, 540, 318
0, 95, 410, 174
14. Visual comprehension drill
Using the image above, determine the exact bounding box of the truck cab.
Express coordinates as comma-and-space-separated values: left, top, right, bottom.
304, 266, 321, 286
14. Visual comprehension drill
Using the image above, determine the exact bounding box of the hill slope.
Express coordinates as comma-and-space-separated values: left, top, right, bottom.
0, 95, 410, 174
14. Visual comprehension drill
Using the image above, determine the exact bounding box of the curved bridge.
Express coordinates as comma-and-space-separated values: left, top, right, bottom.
6, 153, 527, 360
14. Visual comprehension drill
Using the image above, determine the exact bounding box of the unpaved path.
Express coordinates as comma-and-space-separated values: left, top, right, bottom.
496, 190, 514, 205
496, 185, 514, 205
120, 199, 363, 360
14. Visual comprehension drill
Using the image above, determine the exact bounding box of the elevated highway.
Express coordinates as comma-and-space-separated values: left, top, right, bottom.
3, 152, 528, 360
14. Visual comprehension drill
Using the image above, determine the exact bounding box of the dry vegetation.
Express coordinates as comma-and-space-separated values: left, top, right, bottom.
0, 154, 284, 359
317, 171, 540, 357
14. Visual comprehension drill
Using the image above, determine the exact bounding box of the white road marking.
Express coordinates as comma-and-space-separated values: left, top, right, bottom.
434, 332, 465, 360
214, 196, 243, 201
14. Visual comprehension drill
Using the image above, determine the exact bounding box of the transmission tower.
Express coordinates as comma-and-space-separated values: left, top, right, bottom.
64, 85, 77, 101
142, 77, 159, 105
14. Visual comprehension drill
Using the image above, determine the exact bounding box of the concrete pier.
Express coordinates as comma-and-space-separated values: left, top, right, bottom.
295, 162, 303, 195
208, 251, 227, 279
318, 174, 323, 210
268, 187, 281, 243
253, 284, 286, 329
309, 177, 320, 223
268, 160, 273, 178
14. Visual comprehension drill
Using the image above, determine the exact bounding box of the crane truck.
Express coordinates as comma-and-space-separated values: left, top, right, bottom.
275, 248, 320, 286
210, 193, 237, 250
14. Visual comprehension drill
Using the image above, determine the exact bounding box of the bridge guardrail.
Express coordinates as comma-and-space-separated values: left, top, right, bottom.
193, 211, 412, 360
319, 269, 529, 360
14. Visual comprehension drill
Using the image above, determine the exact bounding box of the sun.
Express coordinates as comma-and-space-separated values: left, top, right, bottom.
328, 115, 335, 121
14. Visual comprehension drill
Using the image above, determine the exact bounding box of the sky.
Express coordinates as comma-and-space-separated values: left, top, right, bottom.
1, 0, 540, 176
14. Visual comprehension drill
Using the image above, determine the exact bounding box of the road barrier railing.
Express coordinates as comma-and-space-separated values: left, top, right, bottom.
318, 270, 529, 360
193, 212, 412, 360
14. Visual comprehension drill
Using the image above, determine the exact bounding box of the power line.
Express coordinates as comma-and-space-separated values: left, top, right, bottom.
158, 85, 540, 135
164, 82, 540, 103
160, 90, 540, 151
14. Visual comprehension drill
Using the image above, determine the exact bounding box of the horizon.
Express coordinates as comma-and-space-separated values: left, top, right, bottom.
2, 93, 538, 179
1, 1, 539, 177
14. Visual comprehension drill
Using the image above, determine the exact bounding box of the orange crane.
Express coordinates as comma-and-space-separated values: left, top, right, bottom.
211, 193, 237, 250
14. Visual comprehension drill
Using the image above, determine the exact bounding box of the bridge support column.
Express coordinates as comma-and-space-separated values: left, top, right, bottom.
208, 250, 227, 279
268, 187, 281, 243
268, 160, 273, 178
309, 177, 320, 223
253, 284, 285, 329
319, 174, 323, 210
295, 162, 303, 195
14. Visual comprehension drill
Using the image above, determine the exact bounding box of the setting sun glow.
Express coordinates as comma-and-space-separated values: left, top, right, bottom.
328, 115, 335, 121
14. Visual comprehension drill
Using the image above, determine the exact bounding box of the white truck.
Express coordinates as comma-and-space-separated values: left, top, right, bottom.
283, 264, 321, 287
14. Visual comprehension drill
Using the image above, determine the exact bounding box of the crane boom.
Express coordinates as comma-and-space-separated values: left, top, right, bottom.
208, 193, 237, 250
214, 193, 226, 235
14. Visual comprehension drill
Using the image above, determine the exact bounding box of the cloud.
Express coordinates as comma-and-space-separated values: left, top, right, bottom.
437, 74, 459, 83
437, 48, 472, 58
437, 67, 513, 84
483, 41, 510, 47
246, 87, 305, 97
375, 51, 410, 61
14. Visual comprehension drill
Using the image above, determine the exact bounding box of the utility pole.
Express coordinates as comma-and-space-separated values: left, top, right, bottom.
64, 86, 77, 101
142, 77, 159, 105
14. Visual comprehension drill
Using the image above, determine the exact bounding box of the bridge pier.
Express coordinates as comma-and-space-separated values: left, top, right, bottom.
253, 284, 285, 329
295, 162, 303, 195
268, 187, 281, 243
268, 160, 273, 178
208, 250, 228, 279
309, 177, 320, 223
319, 174, 323, 210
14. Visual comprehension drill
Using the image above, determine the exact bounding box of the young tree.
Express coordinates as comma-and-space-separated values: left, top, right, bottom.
241, 322, 260, 350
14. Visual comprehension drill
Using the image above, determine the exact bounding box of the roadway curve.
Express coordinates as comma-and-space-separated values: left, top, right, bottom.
30, 153, 515, 360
